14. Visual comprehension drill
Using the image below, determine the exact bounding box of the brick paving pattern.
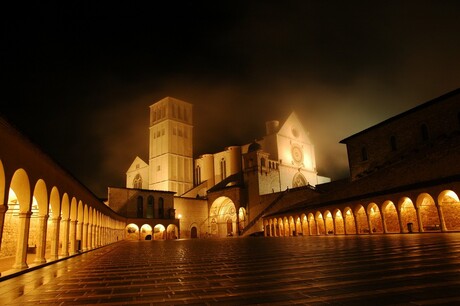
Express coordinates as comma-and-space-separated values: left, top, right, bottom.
2, 234, 460, 305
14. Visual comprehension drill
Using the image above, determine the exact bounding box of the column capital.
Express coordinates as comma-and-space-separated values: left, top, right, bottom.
18, 211, 33, 218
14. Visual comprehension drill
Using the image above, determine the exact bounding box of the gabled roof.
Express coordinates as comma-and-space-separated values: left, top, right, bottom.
276, 111, 312, 144
126, 156, 148, 173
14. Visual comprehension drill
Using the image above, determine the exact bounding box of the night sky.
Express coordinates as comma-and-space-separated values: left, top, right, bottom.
2, 1, 460, 197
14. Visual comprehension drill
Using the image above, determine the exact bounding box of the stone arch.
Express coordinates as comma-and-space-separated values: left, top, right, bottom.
278, 218, 284, 237
166, 224, 178, 239
153, 224, 166, 240
30, 179, 48, 264
295, 215, 302, 236
271, 219, 277, 237
287, 216, 294, 236
33, 179, 48, 216
47, 187, 61, 257
209, 196, 237, 238
284, 217, 290, 237
308, 213, 316, 235
3, 169, 31, 269
416, 193, 440, 232
7, 169, 31, 213
60, 193, 70, 255
238, 207, 247, 232
398, 197, 418, 233
323, 210, 334, 234
125, 223, 139, 240
301, 213, 308, 236
333, 209, 345, 234
382, 200, 400, 233
367, 203, 383, 233
343, 207, 356, 234
315, 211, 325, 235
140, 224, 153, 240
69, 197, 78, 255
438, 190, 460, 231
354, 205, 368, 234
48, 187, 61, 220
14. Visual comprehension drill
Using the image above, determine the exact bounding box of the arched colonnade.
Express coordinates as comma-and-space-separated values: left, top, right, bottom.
0, 159, 126, 273
264, 189, 460, 237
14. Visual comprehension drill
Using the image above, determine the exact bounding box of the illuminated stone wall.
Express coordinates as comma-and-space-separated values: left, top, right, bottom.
173, 197, 208, 238
342, 90, 460, 180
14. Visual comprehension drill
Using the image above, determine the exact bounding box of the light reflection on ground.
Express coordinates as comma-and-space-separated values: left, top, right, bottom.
2, 233, 460, 305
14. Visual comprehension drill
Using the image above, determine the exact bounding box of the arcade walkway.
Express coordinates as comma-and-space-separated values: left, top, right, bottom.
2, 234, 460, 305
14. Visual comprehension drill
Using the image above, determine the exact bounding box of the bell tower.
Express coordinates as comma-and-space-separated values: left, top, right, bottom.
148, 97, 193, 195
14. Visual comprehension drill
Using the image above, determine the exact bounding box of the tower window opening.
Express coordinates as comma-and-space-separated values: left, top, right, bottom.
220, 158, 227, 180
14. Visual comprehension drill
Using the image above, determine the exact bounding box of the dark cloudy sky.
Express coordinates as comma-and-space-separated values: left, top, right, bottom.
2, 1, 460, 197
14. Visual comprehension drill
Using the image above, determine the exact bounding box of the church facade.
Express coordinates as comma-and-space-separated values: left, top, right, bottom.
110, 97, 329, 239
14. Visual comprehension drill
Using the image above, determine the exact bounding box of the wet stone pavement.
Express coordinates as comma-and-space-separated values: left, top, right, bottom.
2, 234, 460, 305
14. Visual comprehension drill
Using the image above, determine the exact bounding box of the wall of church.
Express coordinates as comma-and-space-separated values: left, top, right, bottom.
108, 187, 175, 219
213, 147, 242, 185
195, 154, 214, 186
344, 91, 460, 180
174, 197, 208, 238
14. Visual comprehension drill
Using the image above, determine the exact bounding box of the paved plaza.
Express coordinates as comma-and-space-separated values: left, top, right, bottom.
2, 234, 460, 305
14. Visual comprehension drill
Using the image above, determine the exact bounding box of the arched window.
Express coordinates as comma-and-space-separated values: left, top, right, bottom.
361, 147, 368, 161
159, 197, 164, 219
390, 136, 397, 151
220, 158, 227, 181
421, 124, 429, 141
137, 196, 144, 218
195, 165, 201, 185
147, 196, 154, 218
133, 174, 142, 189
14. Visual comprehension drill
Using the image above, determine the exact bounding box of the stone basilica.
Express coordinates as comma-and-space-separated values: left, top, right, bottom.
107, 97, 330, 239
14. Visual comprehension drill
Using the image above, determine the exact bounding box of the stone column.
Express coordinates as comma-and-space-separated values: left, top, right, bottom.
367, 216, 373, 235
416, 206, 424, 233
13, 211, 32, 269
49, 216, 61, 261
82, 222, 88, 251
396, 209, 405, 233
34, 214, 48, 264
354, 213, 359, 234
69, 220, 77, 255
437, 205, 447, 232
77, 221, 83, 252
343, 216, 348, 235
381, 213, 388, 234
88, 224, 93, 249
0, 205, 8, 255
60, 218, 70, 257
332, 217, 337, 235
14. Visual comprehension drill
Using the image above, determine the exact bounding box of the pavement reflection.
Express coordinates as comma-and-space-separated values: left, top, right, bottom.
1, 234, 460, 305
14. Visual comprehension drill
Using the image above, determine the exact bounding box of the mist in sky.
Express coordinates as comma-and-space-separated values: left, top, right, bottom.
2, 1, 460, 197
